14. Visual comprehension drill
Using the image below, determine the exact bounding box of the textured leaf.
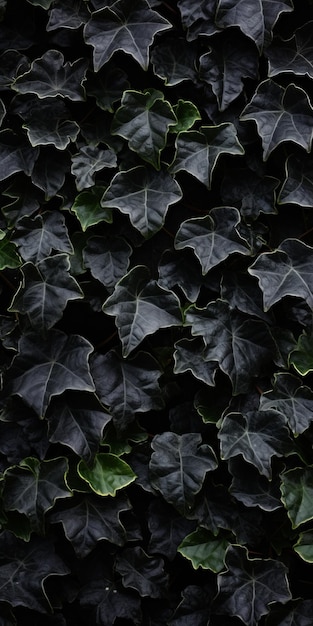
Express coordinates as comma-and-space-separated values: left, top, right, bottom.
174, 338, 217, 386
218, 410, 291, 478
175, 207, 250, 275
281, 467, 313, 528
215, 0, 293, 52
0, 130, 39, 180
83, 235, 132, 289
151, 38, 198, 86
171, 100, 201, 134
9, 254, 83, 329
279, 154, 313, 208
111, 89, 176, 169
103, 265, 182, 357
71, 187, 113, 231
267, 22, 313, 79
241, 80, 313, 160
13, 212, 73, 263
221, 168, 279, 218
148, 500, 195, 561
216, 545, 291, 625
84, 0, 171, 71
91, 349, 163, 432
260, 373, 313, 434
289, 332, 313, 376
150, 432, 217, 514
47, 0, 90, 31
116, 546, 168, 598
14, 98, 79, 149
178, 528, 228, 572
71, 145, 117, 191
13, 49, 88, 100
9, 329, 95, 417
267, 600, 313, 626
78, 453, 136, 496
249, 239, 313, 310
101, 166, 182, 237
170, 123, 244, 188
2, 457, 71, 533
47, 392, 112, 461
51, 494, 130, 558
0, 532, 69, 612
186, 300, 274, 394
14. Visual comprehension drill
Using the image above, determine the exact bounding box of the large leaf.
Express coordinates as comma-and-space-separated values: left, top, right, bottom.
13, 212, 73, 263
101, 166, 182, 238
78, 453, 136, 496
175, 207, 250, 275
170, 123, 244, 188
279, 154, 313, 208
111, 89, 176, 169
2, 456, 71, 533
84, 0, 171, 71
216, 545, 291, 625
115, 546, 168, 598
9, 254, 83, 329
102, 265, 182, 357
186, 300, 275, 394
13, 49, 88, 100
178, 528, 229, 572
0, 532, 69, 612
221, 168, 279, 218
267, 22, 313, 79
83, 235, 132, 290
218, 410, 292, 478
8, 329, 95, 417
260, 373, 313, 435
149, 432, 217, 514
280, 467, 313, 528
249, 238, 313, 310
71, 145, 117, 191
241, 80, 313, 160
0, 129, 39, 180
91, 349, 163, 432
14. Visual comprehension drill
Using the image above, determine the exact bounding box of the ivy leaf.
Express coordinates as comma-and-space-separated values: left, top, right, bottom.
101, 166, 182, 238
177, 0, 219, 41
14, 98, 79, 150
0, 233, 21, 270
260, 373, 313, 435
215, 0, 293, 52
13, 49, 88, 100
111, 89, 177, 169
8, 329, 95, 417
169, 584, 213, 626
83, 235, 132, 290
71, 187, 113, 231
2, 457, 71, 534
281, 467, 313, 528
279, 154, 313, 208
149, 432, 217, 514
31, 147, 69, 199
0, 50, 29, 91
267, 22, 313, 79
171, 100, 201, 134
221, 168, 279, 218
241, 80, 313, 160
151, 37, 198, 86
249, 239, 313, 310
80, 571, 141, 625
216, 545, 291, 625
13, 212, 73, 263
0, 532, 70, 613
186, 300, 275, 394
221, 272, 270, 322
47, 0, 90, 31
178, 528, 229, 572
88, 64, 130, 112
174, 338, 217, 386
229, 458, 282, 511
148, 500, 196, 561
175, 208, 250, 275
47, 392, 112, 462
71, 145, 117, 191
289, 332, 313, 376
84, 0, 171, 71
158, 249, 209, 303
294, 532, 313, 564
170, 123, 244, 188
50, 494, 130, 558
218, 410, 291, 478
116, 546, 168, 598
199, 33, 258, 111
103, 265, 182, 357
0, 129, 39, 180
9, 254, 83, 329
78, 453, 136, 496
91, 349, 164, 432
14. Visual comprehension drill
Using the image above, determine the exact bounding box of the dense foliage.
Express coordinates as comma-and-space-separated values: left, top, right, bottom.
1, 0, 313, 623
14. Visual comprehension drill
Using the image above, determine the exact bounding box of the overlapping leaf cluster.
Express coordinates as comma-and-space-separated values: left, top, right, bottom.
1, 0, 313, 623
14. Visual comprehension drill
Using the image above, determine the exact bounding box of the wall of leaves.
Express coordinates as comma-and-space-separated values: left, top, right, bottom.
1, 0, 313, 624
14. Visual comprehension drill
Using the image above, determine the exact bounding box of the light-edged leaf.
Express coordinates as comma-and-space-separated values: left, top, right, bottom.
279, 153, 313, 208
111, 89, 177, 169
101, 165, 182, 237
116, 546, 168, 598
149, 432, 218, 514
15, 98, 79, 150
71, 145, 117, 191
9, 329, 95, 417
260, 372, 313, 434
249, 238, 313, 310
221, 168, 279, 218
294, 531, 313, 563
178, 528, 229, 572
171, 100, 201, 134
170, 123, 244, 188
78, 452, 136, 496
281, 467, 313, 528
2, 179, 41, 227
0, 50, 29, 91
13, 212, 73, 263
103, 265, 182, 357
83, 235, 132, 290
0, 129, 39, 180
174, 338, 217, 386
151, 37, 198, 86
0, 234, 21, 270
71, 186, 113, 231
47, 0, 90, 31
84, 0, 171, 71
241, 80, 313, 160
218, 410, 292, 478
177, 0, 220, 41
289, 332, 313, 376
175, 207, 250, 275
267, 21, 313, 79
13, 49, 88, 100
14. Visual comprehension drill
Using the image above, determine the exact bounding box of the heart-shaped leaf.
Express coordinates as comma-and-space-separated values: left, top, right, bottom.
71, 145, 117, 191
78, 452, 136, 496
281, 467, 313, 528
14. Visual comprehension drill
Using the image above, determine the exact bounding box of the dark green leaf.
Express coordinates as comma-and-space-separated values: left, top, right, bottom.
0, 130, 39, 180
289, 332, 313, 376
267, 22, 313, 79
178, 528, 229, 572
78, 452, 136, 496
171, 100, 201, 134
71, 145, 117, 191
71, 187, 113, 231
116, 546, 168, 598
0, 233, 21, 270
13, 212, 73, 262
279, 154, 313, 207
260, 373, 313, 434
294, 531, 313, 563
83, 234, 132, 289
281, 467, 313, 528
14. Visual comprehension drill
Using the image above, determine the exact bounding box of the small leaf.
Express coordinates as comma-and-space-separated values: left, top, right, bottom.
0, 235, 21, 270
289, 332, 313, 376
78, 452, 136, 496
71, 145, 117, 191
101, 165, 182, 237
178, 528, 229, 572
267, 21, 313, 79
71, 187, 113, 231
260, 372, 313, 434
294, 531, 313, 563
171, 100, 201, 133
281, 467, 313, 528
116, 546, 168, 598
